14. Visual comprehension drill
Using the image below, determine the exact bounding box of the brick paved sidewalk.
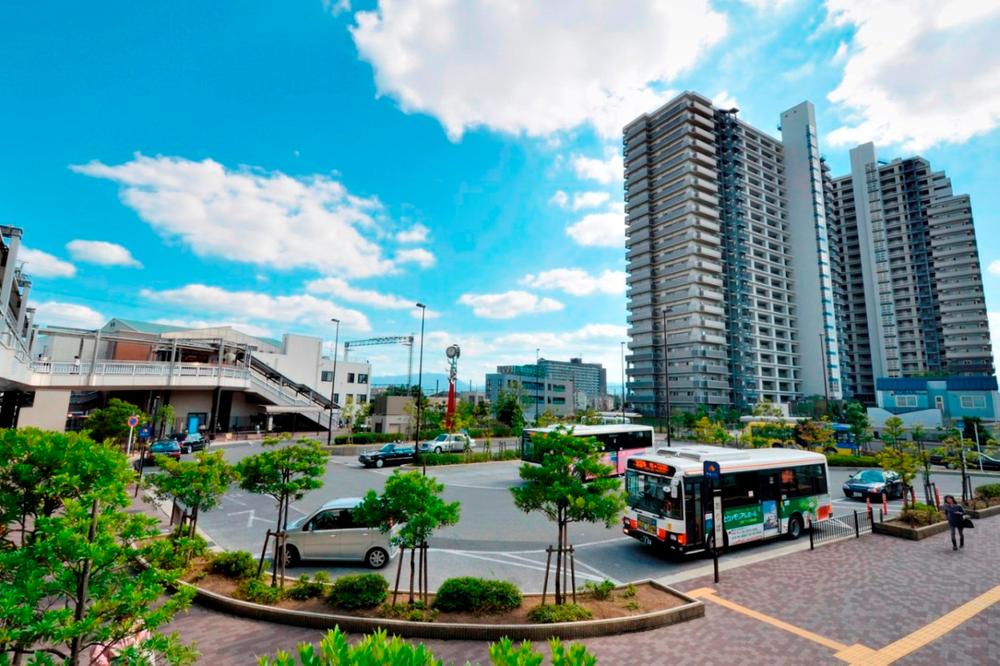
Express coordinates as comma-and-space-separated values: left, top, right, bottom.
162, 514, 1000, 665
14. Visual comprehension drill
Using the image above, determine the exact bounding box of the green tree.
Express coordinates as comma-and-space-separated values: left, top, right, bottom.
878, 442, 919, 508
235, 437, 328, 587
510, 427, 625, 605
145, 450, 238, 541
881, 416, 906, 450
495, 390, 525, 434
844, 402, 872, 452
795, 419, 836, 452
693, 417, 730, 446
0, 430, 195, 665
752, 400, 783, 418
941, 430, 977, 501
577, 407, 602, 426
535, 408, 560, 427
155, 403, 177, 438
84, 398, 148, 444
0, 428, 133, 546
355, 470, 460, 606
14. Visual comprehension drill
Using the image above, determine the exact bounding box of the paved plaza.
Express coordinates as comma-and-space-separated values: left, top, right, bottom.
161, 499, 1000, 665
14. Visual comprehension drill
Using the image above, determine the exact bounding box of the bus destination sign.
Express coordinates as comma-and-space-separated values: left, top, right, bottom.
628, 458, 673, 476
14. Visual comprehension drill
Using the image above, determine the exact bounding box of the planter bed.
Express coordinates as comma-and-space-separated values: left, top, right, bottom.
873, 519, 950, 540
183, 566, 702, 640
968, 502, 1000, 519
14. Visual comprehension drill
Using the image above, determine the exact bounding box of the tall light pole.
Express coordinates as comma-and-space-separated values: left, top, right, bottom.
661, 309, 672, 448
415, 303, 427, 474
326, 318, 340, 446
535, 348, 541, 424
620, 341, 626, 424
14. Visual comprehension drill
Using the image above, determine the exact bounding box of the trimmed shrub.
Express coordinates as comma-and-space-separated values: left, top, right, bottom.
975, 483, 1000, 499
334, 432, 407, 445
527, 603, 593, 624
420, 450, 521, 467
583, 579, 615, 601
327, 573, 388, 610
433, 577, 522, 614
825, 454, 880, 468
210, 550, 258, 580
286, 572, 331, 600
236, 577, 283, 604
899, 502, 944, 527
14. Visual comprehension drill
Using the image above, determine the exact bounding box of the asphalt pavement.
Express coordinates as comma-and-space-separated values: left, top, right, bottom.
165, 439, 998, 593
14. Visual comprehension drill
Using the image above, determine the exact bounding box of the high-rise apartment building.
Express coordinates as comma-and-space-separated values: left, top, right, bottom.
624, 92, 993, 416
826, 145, 994, 402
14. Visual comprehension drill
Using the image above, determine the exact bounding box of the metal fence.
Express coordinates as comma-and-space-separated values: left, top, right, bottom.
809, 510, 874, 549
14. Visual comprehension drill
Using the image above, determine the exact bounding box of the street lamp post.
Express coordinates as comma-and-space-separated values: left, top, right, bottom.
661, 309, 672, 448
620, 341, 626, 424
415, 303, 427, 475
326, 318, 340, 446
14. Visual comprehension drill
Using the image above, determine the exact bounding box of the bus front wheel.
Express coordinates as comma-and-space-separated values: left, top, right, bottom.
786, 514, 803, 540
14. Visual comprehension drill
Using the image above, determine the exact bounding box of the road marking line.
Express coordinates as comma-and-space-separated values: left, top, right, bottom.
438, 549, 604, 582
688, 588, 850, 652
848, 584, 1000, 665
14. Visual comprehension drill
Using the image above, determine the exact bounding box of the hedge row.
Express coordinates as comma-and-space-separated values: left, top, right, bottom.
420, 450, 520, 466
824, 453, 879, 467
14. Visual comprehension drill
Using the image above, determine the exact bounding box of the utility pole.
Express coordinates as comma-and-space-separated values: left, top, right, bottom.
415, 303, 427, 475
326, 318, 340, 446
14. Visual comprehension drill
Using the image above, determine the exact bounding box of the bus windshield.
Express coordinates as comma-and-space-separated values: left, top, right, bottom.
625, 470, 682, 520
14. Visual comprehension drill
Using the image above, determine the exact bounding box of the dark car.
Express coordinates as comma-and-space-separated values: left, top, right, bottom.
180, 432, 208, 454
139, 440, 182, 466
968, 452, 1000, 471
358, 443, 415, 468
842, 469, 903, 499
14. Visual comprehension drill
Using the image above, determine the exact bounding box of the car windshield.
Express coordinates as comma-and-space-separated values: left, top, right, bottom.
854, 470, 884, 483
625, 470, 682, 520
379, 444, 395, 452
434, 435, 448, 442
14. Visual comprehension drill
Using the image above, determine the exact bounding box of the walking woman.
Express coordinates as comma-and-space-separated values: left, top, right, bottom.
943, 495, 966, 550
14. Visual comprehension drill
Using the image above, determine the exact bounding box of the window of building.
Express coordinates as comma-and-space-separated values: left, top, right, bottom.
959, 395, 986, 409
357, 373, 369, 384
321, 370, 334, 382
347, 372, 355, 383
358, 394, 368, 404
333, 393, 340, 404
895, 394, 918, 408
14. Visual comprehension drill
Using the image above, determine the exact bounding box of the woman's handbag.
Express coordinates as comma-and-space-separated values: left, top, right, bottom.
961, 516, 975, 529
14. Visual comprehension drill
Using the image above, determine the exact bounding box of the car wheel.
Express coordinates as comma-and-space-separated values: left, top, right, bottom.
786, 514, 803, 540
283, 545, 300, 568
375, 458, 384, 468
366, 547, 389, 569
434, 446, 442, 454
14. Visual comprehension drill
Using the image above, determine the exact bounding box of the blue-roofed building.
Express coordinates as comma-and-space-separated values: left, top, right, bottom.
875, 376, 999, 423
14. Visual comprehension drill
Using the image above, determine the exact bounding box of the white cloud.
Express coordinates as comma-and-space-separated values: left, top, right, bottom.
66, 240, 142, 268
783, 61, 815, 82
458, 291, 564, 319
395, 223, 429, 244
34, 301, 105, 329
549, 190, 569, 208
350, 1, 726, 139
987, 259, 1000, 276
306, 277, 415, 310
494, 323, 627, 350
572, 149, 624, 185
521, 268, 626, 297
831, 40, 849, 65
323, 0, 351, 16
20, 247, 76, 278
411, 307, 441, 320
152, 318, 275, 339
395, 248, 436, 268
825, 1, 1000, 151
71, 154, 395, 278
566, 204, 625, 248
711, 90, 739, 110
139, 284, 371, 332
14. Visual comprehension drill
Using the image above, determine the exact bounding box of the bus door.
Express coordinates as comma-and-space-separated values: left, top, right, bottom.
758, 471, 781, 538
684, 478, 705, 547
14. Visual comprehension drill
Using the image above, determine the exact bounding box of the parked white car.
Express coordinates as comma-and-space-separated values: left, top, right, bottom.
419, 433, 474, 453
283, 497, 397, 569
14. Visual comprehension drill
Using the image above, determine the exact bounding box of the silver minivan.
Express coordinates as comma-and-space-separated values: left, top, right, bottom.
283, 497, 396, 569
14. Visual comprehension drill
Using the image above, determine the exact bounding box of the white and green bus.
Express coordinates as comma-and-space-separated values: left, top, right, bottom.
623, 445, 832, 555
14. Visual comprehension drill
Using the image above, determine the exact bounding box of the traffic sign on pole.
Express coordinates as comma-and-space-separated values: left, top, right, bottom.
127, 415, 140, 428
126, 415, 140, 456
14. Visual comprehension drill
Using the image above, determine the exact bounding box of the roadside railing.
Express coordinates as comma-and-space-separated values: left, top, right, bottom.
809, 510, 874, 549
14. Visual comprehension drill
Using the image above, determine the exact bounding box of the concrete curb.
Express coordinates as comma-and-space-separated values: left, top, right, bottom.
182, 579, 704, 640
872, 520, 949, 540
969, 504, 1000, 519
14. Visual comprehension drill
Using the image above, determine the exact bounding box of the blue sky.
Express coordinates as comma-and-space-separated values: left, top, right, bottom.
3, 0, 999, 384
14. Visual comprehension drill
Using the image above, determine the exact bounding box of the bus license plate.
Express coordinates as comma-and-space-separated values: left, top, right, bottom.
639, 516, 656, 534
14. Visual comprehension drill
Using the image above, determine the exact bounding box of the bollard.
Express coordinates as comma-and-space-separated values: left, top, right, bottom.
854, 510, 860, 538
934, 484, 941, 510
882, 492, 889, 516
866, 495, 872, 520
808, 517, 814, 550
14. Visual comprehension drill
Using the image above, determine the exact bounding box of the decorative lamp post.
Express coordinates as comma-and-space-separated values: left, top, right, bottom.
326, 318, 340, 446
